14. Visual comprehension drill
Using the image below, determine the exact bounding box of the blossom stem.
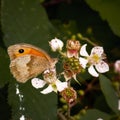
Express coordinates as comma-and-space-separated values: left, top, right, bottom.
77, 33, 97, 46
58, 51, 66, 57
57, 110, 67, 120
82, 37, 97, 46
67, 103, 71, 119
67, 80, 71, 119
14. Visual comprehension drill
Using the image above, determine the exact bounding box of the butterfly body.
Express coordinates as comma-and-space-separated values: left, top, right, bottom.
8, 43, 57, 83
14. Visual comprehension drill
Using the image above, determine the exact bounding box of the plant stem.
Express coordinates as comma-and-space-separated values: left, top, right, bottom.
81, 37, 97, 47
77, 33, 97, 46
59, 50, 66, 57
67, 80, 71, 119
67, 103, 71, 119
57, 110, 67, 120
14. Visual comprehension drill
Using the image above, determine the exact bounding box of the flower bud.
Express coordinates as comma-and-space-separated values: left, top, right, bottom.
60, 87, 77, 104
78, 90, 85, 96
49, 38, 64, 52
114, 60, 120, 74
66, 39, 81, 58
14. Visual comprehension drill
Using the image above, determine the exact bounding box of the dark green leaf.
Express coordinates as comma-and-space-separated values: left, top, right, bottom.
85, 0, 120, 37
0, 47, 10, 88
99, 74, 120, 114
80, 109, 111, 120
8, 81, 57, 120
1, 0, 57, 119
1, 0, 56, 49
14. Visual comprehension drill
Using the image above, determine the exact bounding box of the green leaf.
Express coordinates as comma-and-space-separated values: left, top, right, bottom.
0, 47, 10, 88
1, 0, 57, 119
8, 81, 57, 120
39, 0, 45, 3
1, 0, 56, 49
85, 0, 120, 37
99, 74, 120, 114
80, 109, 111, 120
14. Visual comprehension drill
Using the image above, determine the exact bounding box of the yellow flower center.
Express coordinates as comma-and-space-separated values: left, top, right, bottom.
52, 83, 57, 92
88, 54, 101, 64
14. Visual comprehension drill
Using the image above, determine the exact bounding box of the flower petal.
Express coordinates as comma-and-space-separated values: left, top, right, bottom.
56, 80, 68, 92
40, 85, 53, 94
91, 46, 103, 56
20, 115, 25, 120
97, 118, 103, 120
73, 74, 77, 80
67, 50, 78, 58
79, 57, 88, 68
31, 78, 46, 89
114, 60, 120, 73
95, 61, 109, 73
80, 44, 89, 57
88, 65, 99, 77
118, 99, 120, 110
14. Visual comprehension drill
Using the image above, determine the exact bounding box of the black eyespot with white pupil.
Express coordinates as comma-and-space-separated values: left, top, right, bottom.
18, 49, 24, 53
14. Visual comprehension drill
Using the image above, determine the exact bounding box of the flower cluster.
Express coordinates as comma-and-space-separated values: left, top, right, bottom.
31, 38, 109, 98
79, 44, 109, 77
50, 38, 109, 79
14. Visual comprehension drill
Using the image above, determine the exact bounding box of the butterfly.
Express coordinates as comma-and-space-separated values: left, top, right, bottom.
7, 43, 57, 83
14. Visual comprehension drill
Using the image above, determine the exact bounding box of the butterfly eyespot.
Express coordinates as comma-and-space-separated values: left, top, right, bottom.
18, 49, 24, 53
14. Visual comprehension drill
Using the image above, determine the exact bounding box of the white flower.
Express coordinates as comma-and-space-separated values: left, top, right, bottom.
20, 115, 25, 120
79, 44, 109, 77
31, 78, 68, 94
97, 118, 103, 120
49, 38, 64, 52
31, 68, 68, 94
114, 60, 120, 74
118, 99, 120, 110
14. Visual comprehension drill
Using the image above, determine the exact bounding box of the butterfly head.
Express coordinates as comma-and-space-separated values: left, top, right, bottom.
8, 43, 48, 60
8, 44, 33, 60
